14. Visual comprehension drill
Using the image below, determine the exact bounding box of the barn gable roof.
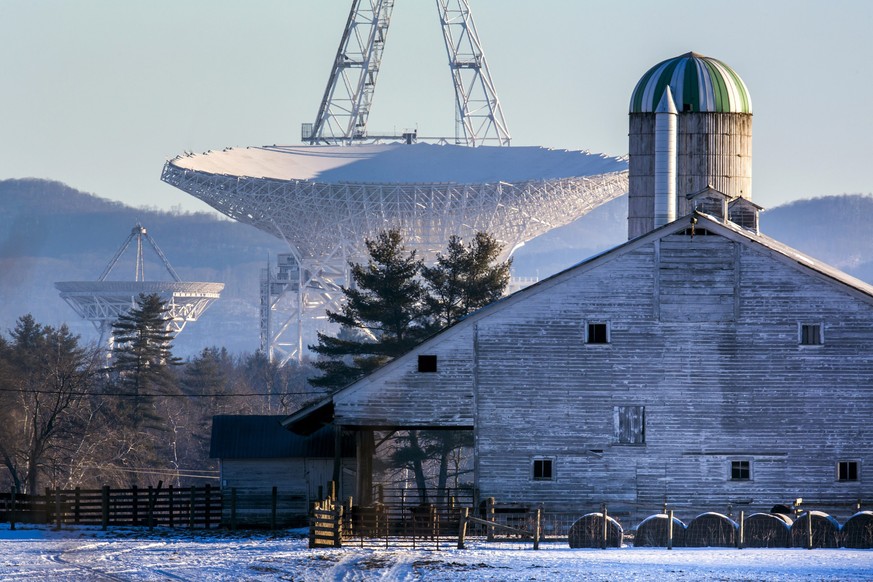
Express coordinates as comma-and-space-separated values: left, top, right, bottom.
283, 212, 873, 433
210, 415, 353, 458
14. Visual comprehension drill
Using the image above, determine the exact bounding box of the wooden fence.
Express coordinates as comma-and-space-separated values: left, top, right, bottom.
307, 491, 873, 550
309, 489, 542, 550
0, 484, 221, 529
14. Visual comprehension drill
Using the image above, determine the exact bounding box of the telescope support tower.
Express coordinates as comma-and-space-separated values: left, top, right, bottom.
305, 0, 510, 146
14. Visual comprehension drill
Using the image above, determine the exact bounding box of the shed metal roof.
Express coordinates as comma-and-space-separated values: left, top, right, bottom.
209, 415, 354, 459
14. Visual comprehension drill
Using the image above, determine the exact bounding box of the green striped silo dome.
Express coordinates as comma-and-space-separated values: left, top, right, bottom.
629, 52, 752, 114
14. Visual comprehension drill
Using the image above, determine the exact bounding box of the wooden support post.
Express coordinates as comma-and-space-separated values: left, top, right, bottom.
601, 504, 608, 549
74, 487, 81, 524
44, 487, 51, 525
356, 430, 374, 507
486, 497, 495, 542
189, 486, 195, 529
9, 487, 16, 531
738, 510, 744, 549
329, 480, 336, 501
533, 508, 542, 550
55, 489, 62, 530
807, 512, 813, 550
271, 486, 278, 531
204, 484, 212, 529
102, 486, 110, 530
333, 426, 343, 493
667, 509, 674, 550
458, 507, 469, 549
230, 488, 237, 531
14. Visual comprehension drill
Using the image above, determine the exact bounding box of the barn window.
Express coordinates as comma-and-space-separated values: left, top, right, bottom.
417, 355, 437, 373
586, 322, 609, 344
532, 458, 554, 481
731, 460, 751, 481
615, 406, 645, 444
799, 323, 823, 346
838, 461, 859, 482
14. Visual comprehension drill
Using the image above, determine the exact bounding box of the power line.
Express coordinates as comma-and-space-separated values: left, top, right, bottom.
73, 464, 220, 479
0, 386, 326, 399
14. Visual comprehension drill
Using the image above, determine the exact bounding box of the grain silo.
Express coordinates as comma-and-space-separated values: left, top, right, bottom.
627, 52, 753, 239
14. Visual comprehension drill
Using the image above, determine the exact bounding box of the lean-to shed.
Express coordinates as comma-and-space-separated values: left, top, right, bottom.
210, 415, 354, 526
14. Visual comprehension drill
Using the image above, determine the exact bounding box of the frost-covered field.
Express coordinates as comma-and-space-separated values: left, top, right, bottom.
1, 524, 872, 581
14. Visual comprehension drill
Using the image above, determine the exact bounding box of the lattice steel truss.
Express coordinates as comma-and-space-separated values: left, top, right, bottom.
306, 0, 395, 145
304, 0, 509, 146
437, 0, 510, 146
161, 162, 628, 363
55, 224, 224, 346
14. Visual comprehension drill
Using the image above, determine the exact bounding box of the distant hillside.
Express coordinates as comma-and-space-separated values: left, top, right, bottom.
511, 193, 873, 286
0, 178, 287, 356
760, 194, 873, 281
2, 179, 871, 356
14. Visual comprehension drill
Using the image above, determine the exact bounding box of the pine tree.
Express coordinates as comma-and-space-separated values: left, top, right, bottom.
422, 232, 511, 328
110, 293, 181, 428
310, 229, 428, 390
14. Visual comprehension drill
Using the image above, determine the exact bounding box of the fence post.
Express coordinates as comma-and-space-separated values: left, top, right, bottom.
333, 503, 344, 548
737, 510, 744, 549
329, 481, 336, 501
807, 512, 813, 550
147, 486, 155, 530
9, 487, 16, 531
44, 487, 51, 525
205, 484, 212, 529
132, 485, 139, 526
308, 501, 317, 549
601, 503, 608, 550
55, 489, 62, 530
189, 486, 195, 529
486, 497, 495, 542
102, 486, 110, 531
168, 485, 174, 528
533, 508, 541, 550
230, 488, 237, 531
74, 487, 81, 524
271, 486, 278, 531
667, 509, 674, 550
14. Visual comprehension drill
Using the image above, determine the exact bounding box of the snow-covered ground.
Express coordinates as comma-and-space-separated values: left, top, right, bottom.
1, 524, 871, 581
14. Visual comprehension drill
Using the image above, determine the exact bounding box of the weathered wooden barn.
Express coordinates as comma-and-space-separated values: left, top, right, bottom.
285, 207, 873, 522
209, 416, 354, 526
284, 52, 871, 524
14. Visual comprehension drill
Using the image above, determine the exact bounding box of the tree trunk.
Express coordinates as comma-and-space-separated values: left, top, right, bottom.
408, 431, 428, 504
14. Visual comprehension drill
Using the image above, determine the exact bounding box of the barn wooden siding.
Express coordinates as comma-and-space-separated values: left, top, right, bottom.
333, 327, 477, 428
475, 232, 871, 520
628, 113, 753, 239
330, 220, 873, 523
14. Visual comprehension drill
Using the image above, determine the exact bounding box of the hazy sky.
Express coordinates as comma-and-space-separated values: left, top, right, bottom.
2, 1, 871, 214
